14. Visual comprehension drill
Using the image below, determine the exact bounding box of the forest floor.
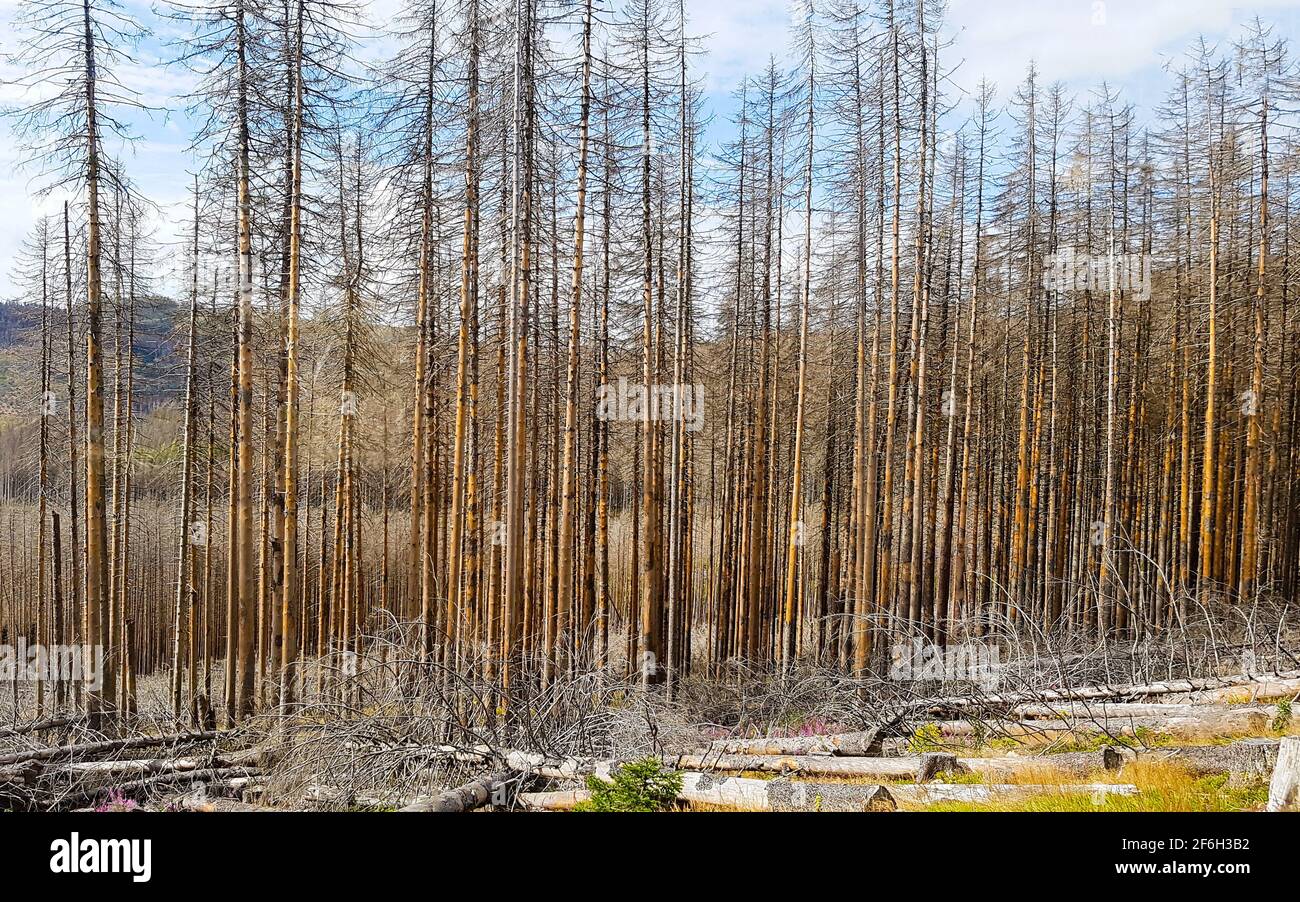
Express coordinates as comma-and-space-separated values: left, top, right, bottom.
3, 641, 1298, 813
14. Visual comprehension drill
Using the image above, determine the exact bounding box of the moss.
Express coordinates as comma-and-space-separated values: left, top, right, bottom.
988, 737, 1025, 752
1043, 725, 1172, 755
1192, 773, 1271, 810
907, 723, 947, 753
1130, 726, 1174, 748
1219, 689, 1255, 706
933, 769, 986, 785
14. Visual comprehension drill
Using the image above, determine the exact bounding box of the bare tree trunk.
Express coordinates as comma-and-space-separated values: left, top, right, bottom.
171, 178, 201, 718
81, 0, 112, 730
554, 0, 592, 684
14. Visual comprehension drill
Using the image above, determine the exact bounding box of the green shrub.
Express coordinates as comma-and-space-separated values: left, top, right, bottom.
1272, 698, 1292, 733
575, 758, 684, 812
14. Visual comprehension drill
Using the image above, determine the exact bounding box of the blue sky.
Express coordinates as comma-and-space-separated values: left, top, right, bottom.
3, 0, 1299, 298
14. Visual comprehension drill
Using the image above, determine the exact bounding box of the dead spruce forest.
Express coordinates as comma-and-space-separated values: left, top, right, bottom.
1, 0, 1300, 813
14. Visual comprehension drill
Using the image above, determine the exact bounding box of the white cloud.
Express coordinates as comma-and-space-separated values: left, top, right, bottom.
692, 0, 797, 93
945, 0, 1299, 99
3, 0, 1299, 298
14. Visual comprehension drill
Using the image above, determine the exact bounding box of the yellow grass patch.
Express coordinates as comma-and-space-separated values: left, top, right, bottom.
915, 758, 1269, 812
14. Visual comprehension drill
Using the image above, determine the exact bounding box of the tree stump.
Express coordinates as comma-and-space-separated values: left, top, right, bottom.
917, 752, 964, 783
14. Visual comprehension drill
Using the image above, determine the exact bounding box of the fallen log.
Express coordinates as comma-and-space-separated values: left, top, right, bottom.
933, 707, 1272, 742
0, 730, 228, 767
42, 747, 263, 781
1032, 747, 1130, 773
229, 776, 264, 803
60, 765, 260, 809
904, 669, 1300, 717
677, 773, 896, 811
518, 789, 591, 811
432, 745, 615, 782
56, 756, 214, 778
520, 742, 1275, 808
400, 771, 512, 813
1013, 702, 1238, 719
917, 753, 962, 782
437, 738, 1134, 787
1140, 738, 1279, 779
957, 753, 1129, 779
0, 715, 81, 738
665, 750, 1121, 781
174, 796, 265, 812
172, 775, 268, 809
301, 784, 416, 809
665, 752, 920, 780
497, 749, 614, 782
1266, 737, 1300, 811
700, 714, 905, 759
1193, 677, 1300, 705
889, 782, 1139, 806
702, 728, 887, 758
0, 759, 44, 786
516, 776, 899, 812
414, 742, 1121, 793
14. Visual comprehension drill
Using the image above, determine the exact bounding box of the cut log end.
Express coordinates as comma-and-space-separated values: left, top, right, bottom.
1266, 737, 1300, 812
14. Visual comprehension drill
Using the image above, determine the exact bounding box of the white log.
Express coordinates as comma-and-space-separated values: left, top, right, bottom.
677, 773, 895, 811
889, 782, 1139, 805
1013, 702, 1222, 719
908, 669, 1300, 715
518, 775, 898, 812
664, 752, 1114, 781
703, 728, 886, 758
1266, 737, 1300, 812
400, 771, 512, 813
518, 790, 592, 810
932, 707, 1272, 742
1141, 738, 1278, 778
1193, 677, 1300, 705
665, 753, 920, 780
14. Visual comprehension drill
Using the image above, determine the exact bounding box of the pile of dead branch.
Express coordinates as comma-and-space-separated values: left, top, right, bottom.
0, 719, 261, 811
4, 611, 1298, 813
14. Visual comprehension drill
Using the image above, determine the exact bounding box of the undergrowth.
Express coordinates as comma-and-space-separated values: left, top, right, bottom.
574, 758, 684, 812
919, 760, 1270, 812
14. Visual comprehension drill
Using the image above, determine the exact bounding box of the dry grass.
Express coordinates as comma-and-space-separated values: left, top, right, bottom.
914, 759, 1270, 812
678, 758, 1271, 813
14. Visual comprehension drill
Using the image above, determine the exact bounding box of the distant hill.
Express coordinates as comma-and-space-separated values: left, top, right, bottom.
0, 297, 186, 417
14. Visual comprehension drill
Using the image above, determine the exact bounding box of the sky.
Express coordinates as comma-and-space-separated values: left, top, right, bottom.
2, 0, 1299, 299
